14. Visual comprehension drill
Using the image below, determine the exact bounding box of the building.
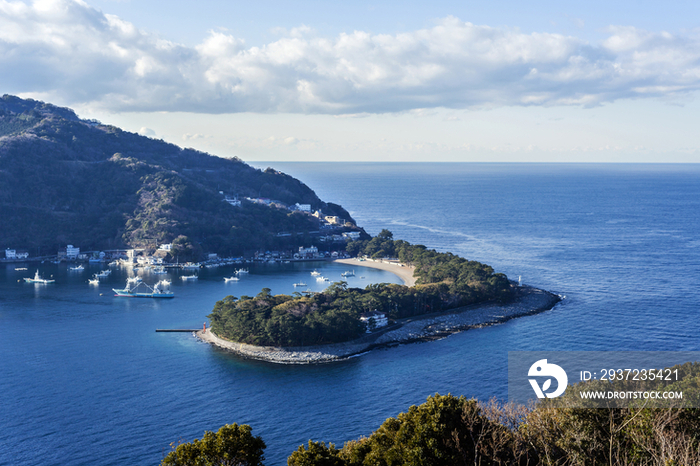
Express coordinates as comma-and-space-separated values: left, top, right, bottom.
360, 311, 388, 332
158, 243, 172, 251
5, 249, 16, 259
58, 245, 80, 260
293, 203, 311, 212
224, 195, 241, 207
342, 231, 361, 241
297, 246, 318, 258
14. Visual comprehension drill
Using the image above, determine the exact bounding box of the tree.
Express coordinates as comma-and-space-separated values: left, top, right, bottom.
287, 441, 344, 466
162, 423, 266, 466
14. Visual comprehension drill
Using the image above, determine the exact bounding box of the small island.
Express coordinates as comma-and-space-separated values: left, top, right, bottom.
199, 230, 561, 363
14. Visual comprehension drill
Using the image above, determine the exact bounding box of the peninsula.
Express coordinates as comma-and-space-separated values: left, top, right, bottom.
201, 230, 562, 362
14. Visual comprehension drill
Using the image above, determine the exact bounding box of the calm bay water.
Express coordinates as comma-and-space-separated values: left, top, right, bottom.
2, 163, 699, 465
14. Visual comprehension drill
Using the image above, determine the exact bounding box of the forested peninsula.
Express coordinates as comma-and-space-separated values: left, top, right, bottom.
208, 230, 517, 348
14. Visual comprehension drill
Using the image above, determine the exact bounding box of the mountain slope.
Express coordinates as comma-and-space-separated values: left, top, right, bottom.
0, 95, 355, 256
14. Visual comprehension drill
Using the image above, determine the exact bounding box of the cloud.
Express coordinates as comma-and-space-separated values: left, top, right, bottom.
2, 0, 700, 114
138, 127, 156, 136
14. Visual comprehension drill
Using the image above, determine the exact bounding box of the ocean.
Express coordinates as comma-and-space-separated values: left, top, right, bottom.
1, 163, 699, 465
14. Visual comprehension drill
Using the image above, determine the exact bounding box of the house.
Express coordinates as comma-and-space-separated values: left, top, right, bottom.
342, 231, 361, 241
293, 203, 311, 212
298, 246, 318, 258
158, 243, 172, 251
360, 311, 388, 333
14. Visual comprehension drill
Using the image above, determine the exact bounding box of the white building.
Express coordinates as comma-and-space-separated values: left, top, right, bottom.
158, 243, 172, 251
66, 245, 80, 259
5, 249, 16, 259
298, 246, 318, 257
360, 311, 389, 332
293, 203, 311, 212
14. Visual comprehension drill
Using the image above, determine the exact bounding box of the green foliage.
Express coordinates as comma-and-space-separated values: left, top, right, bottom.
288, 441, 344, 466
161, 423, 266, 466
210, 232, 514, 346
0, 95, 355, 255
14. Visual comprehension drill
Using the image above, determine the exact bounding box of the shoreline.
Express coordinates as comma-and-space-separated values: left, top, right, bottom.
333, 257, 416, 286
196, 285, 562, 364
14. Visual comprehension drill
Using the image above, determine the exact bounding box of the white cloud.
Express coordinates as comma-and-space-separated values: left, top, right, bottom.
138, 126, 155, 136
3, 0, 700, 114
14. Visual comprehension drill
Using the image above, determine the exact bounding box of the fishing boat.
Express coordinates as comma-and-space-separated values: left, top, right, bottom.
293, 281, 307, 287
224, 276, 239, 282
236, 268, 249, 274
341, 270, 355, 277
180, 275, 198, 281
95, 269, 111, 278
69, 265, 85, 271
24, 270, 55, 284
88, 278, 99, 285
127, 276, 142, 284
310, 270, 321, 276
316, 276, 326, 282
113, 280, 174, 298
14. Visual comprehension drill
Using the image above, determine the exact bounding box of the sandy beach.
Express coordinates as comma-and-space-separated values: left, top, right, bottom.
333, 257, 416, 286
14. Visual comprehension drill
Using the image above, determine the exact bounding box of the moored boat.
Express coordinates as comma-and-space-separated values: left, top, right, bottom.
113, 280, 174, 298
24, 270, 55, 284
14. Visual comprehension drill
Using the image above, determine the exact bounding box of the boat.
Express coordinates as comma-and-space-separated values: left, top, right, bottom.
152, 266, 167, 274
293, 281, 307, 287
127, 276, 142, 284
341, 270, 355, 277
182, 262, 201, 270
88, 278, 99, 285
15, 267, 27, 271
69, 265, 85, 271
95, 270, 111, 278
24, 270, 55, 284
224, 276, 239, 282
180, 275, 198, 280
113, 280, 174, 298
236, 268, 249, 274
316, 276, 326, 282
310, 270, 321, 276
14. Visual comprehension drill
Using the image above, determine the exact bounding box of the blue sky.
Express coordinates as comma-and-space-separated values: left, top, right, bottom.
2, 0, 700, 162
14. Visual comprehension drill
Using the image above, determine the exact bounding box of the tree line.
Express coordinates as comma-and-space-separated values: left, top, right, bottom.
162, 361, 700, 465
208, 231, 513, 347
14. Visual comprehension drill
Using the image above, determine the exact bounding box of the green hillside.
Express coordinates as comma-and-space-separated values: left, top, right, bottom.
0, 95, 356, 256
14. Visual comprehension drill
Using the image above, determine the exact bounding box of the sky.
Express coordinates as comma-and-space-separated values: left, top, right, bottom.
2, 0, 700, 162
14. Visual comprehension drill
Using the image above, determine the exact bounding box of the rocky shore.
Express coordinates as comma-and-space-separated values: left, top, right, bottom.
196, 285, 562, 364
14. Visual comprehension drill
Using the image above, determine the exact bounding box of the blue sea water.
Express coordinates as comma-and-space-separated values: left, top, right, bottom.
1, 163, 699, 465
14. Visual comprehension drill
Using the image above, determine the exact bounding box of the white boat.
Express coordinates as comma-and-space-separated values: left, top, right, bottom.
127, 276, 142, 284
341, 270, 355, 277
15, 267, 27, 271
69, 265, 85, 271
95, 270, 111, 278
113, 280, 174, 298
236, 268, 249, 274
316, 276, 326, 282
160, 279, 171, 286
293, 281, 307, 287
224, 276, 239, 282
88, 278, 99, 285
24, 270, 55, 284
181, 275, 198, 280
310, 270, 321, 276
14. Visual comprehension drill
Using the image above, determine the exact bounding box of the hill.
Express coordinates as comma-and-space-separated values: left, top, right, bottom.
0, 95, 356, 257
